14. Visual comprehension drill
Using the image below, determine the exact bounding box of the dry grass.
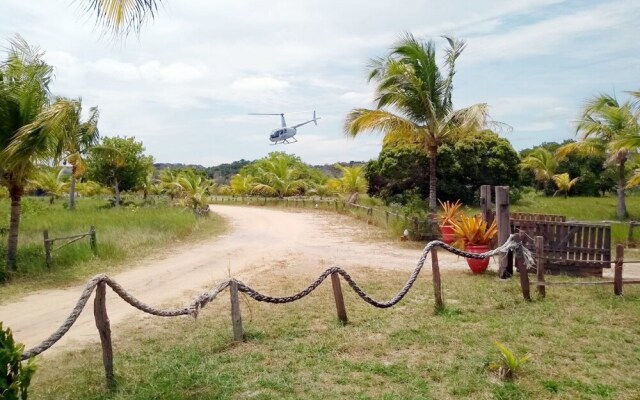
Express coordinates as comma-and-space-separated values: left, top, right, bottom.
30, 264, 640, 399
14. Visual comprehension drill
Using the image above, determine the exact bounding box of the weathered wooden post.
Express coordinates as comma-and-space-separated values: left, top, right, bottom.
627, 222, 637, 248
514, 233, 531, 301
385, 211, 389, 226
89, 226, 97, 254
496, 186, 512, 278
614, 245, 624, 296
480, 185, 494, 225
43, 230, 51, 269
535, 236, 545, 298
330, 272, 348, 324
94, 281, 114, 387
431, 246, 443, 311
229, 280, 244, 341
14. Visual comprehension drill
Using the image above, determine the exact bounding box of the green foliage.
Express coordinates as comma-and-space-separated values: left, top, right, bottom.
87, 136, 154, 194
366, 130, 519, 205
0, 186, 8, 199
328, 164, 368, 203
490, 342, 531, 380
0, 323, 37, 400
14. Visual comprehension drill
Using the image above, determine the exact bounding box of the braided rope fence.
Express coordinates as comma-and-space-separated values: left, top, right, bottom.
19, 234, 534, 386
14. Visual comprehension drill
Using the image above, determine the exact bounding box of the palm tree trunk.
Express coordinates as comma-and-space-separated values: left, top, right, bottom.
617, 161, 627, 219
68, 170, 76, 210
6, 181, 23, 271
428, 146, 438, 210
114, 178, 121, 208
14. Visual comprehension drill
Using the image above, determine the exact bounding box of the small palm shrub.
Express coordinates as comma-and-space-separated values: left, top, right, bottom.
490, 342, 531, 380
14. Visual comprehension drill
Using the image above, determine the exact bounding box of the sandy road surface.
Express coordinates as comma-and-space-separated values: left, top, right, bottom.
7, 204, 599, 357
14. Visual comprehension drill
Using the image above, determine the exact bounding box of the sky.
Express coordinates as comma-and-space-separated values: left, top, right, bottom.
1, 0, 639, 166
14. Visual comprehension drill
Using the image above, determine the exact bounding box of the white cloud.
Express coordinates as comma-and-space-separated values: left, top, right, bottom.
90, 58, 140, 80
230, 76, 290, 91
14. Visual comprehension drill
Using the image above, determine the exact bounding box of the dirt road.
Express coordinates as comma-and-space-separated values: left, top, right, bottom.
0, 205, 470, 356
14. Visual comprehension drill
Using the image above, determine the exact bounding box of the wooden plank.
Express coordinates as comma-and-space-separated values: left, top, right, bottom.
595, 227, 605, 262
94, 281, 114, 387
331, 272, 348, 324
588, 226, 597, 262
535, 236, 545, 298
43, 230, 51, 269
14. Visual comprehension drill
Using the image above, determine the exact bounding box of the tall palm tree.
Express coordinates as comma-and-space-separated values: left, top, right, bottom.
520, 148, 557, 191
344, 34, 491, 210
23, 97, 100, 210
175, 170, 213, 210
558, 92, 640, 218
0, 36, 58, 270
552, 173, 579, 198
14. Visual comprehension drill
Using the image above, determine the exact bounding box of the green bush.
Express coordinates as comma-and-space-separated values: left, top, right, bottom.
0, 323, 36, 400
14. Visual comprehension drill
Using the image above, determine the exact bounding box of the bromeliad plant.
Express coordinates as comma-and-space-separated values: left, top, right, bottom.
451, 214, 497, 249
438, 200, 462, 226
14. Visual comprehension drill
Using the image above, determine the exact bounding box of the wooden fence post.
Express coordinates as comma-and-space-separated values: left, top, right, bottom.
331, 272, 348, 324
614, 244, 624, 296
535, 236, 545, 298
431, 246, 443, 311
480, 185, 494, 225
385, 211, 389, 226
627, 222, 637, 248
496, 186, 512, 279
89, 226, 97, 254
43, 230, 51, 269
514, 233, 531, 301
94, 281, 114, 387
229, 280, 244, 341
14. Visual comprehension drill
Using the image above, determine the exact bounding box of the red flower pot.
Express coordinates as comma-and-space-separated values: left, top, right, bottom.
465, 244, 490, 274
440, 224, 456, 244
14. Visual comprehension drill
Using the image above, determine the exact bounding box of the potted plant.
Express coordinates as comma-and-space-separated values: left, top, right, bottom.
451, 214, 498, 274
438, 200, 462, 244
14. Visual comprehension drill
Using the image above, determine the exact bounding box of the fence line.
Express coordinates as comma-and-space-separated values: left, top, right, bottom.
19, 235, 531, 387
43, 226, 97, 268
211, 196, 435, 239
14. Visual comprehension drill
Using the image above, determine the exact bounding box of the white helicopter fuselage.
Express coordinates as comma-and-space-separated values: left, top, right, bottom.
269, 127, 296, 143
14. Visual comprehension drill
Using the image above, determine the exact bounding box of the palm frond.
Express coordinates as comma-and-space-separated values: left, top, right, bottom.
81, 0, 162, 36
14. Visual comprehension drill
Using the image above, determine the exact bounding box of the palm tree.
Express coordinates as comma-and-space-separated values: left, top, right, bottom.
345, 34, 491, 210
159, 168, 182, 200
81, 0, 162, 36
175, 170, 213, 210
558, 92, 640, 218
552, 173, 579, 198
229, 173, 255, 197
29, 168, 68, 204
0, 36, 58, 270
329, 165, 368, 204
520, 148, 557, 191
23, 97, 100, 210
252, 155, 305, 198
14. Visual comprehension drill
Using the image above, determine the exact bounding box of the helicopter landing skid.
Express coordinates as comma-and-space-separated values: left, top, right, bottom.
271, 137, 298, 145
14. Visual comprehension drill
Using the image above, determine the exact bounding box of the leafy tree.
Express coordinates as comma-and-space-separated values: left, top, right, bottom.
558, 92, 640, 218
552, 173, 579, 198
86, 136, 153, 207
345, 33, 492, 210
366, 130, 519, 205
0, 36, 57, 270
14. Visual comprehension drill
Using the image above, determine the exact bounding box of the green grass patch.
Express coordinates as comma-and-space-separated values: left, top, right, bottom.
0, 197, 226, 301
31, 268, 640, 399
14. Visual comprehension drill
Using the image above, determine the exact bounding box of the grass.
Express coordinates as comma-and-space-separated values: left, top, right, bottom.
29, 266, 640, 399
0, 196, 226, 302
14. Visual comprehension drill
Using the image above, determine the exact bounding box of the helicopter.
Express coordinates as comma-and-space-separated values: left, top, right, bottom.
249, 111, 320, 144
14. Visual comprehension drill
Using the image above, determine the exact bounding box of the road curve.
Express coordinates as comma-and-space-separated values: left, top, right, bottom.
0, 205, 469, 356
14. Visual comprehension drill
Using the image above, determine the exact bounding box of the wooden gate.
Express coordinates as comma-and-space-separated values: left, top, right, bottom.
510, 220, 611, 277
